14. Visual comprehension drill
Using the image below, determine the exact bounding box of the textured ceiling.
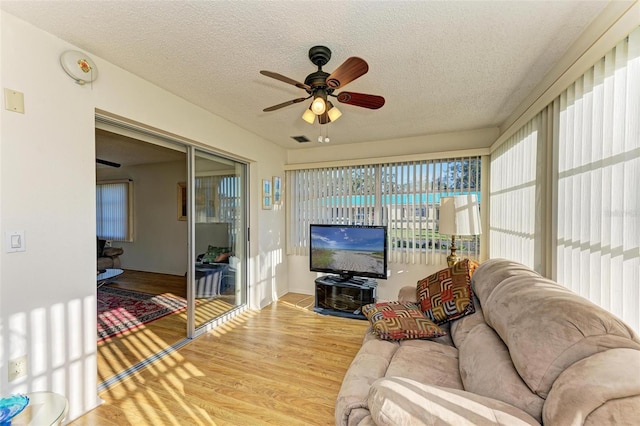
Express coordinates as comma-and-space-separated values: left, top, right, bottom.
1, 1, 612, 150
95, 129, 185, 168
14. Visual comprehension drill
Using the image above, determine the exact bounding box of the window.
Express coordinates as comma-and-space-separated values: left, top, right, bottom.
194, 174, 240, 223
287, 156, 482, 265
489, 27, 640, 332
555, 29, 639, 330
489, 112, 547, 271
96, 180, 133, 241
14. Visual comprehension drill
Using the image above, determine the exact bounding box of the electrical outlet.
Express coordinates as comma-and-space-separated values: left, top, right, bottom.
8, 356, 27, 382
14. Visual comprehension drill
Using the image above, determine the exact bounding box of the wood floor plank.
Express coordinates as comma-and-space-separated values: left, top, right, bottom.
97, 270, 239, 381
79, 291, 369, 425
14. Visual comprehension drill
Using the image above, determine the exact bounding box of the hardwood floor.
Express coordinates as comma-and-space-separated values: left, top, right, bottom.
105, 269, 187, 297
98, 270, 238, 382
98, 270, 189, 383
84, 290, 369, 425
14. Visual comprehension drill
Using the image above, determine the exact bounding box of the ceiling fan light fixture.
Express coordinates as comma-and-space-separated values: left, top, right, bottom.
302, 107, 316, 124
327, 102, 342, 122
311, 90, 327, 115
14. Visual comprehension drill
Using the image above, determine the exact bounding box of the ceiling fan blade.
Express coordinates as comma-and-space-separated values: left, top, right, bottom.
260, 70, 311, 91
263, 97, 308, 112
96, 158, 121, 168
326, 57, 369, 89
336, 92, 385, 109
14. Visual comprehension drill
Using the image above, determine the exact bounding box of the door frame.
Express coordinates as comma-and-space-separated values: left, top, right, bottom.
95, 113, 250, 340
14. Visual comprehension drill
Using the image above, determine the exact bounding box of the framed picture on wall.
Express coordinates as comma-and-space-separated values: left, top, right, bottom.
273, 176, 282, 205
177, 182, 187, 220
262, 179, 272, 210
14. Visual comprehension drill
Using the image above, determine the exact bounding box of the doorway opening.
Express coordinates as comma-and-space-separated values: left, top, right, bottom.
95, 116, 248, 388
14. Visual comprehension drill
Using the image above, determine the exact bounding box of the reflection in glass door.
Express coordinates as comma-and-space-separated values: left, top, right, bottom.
190, 149, 246, 331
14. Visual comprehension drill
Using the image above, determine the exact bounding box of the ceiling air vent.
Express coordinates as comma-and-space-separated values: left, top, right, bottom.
291, 135, 311, 143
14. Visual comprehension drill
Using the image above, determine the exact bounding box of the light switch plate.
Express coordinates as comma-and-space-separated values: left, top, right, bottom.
4, 88, 25, 113
5, 231, 26, 253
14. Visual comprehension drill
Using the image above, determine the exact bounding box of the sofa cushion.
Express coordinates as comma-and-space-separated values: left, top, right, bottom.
368, 377, 540, 426
450, 295, 485, 348
543, 348, 640, 425
417, 259, 475, 324
102, 247, 124, 257
470, 258, 539, 306
477, 264, 640, 398
362, 302, 447, 341
335, 328, 461, 426
458, 323, 545, 422
388, 339, 464, 390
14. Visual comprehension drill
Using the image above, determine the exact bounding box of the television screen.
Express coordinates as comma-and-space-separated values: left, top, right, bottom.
310, 224, 387, 280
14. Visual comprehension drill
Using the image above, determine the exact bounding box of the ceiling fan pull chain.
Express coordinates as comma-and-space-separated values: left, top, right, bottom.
318, 124, 330, 143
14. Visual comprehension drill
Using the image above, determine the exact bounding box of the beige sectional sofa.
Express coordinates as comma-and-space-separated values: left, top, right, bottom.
336, 258, 640, 425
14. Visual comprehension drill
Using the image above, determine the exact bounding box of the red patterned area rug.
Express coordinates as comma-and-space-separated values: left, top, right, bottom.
98, 287, 187, 342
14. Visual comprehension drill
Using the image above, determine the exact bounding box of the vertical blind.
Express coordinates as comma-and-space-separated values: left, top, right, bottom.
96, 180, 132, 241
194, 175, 239, 223
287, 156, 482, 265
489, 113, 545, 271
195, 174, 240, 246
556, 28, 639, 332
489, 27, 640, 333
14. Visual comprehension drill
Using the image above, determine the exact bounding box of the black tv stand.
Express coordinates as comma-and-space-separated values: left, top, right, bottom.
314, 275, 377, 320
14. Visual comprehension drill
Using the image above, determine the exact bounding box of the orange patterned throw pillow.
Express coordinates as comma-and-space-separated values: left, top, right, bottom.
417, 259, 476, 324
362, 301, 447, 341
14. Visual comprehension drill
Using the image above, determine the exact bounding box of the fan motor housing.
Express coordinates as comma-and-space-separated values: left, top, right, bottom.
309, 45, 331, 67
306, 46, 334, 95
304, 71, 334, 95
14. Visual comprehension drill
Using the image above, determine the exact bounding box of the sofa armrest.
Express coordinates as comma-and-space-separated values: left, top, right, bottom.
102, 247, 123, 257
335, 330, 400, 426
397, 286, 417, 303
368, 377, 540, 426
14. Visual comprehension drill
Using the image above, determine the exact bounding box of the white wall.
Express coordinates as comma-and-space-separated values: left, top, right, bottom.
0, 11, 287, 421
287, 127, 498, 165
97, 160, 188, 276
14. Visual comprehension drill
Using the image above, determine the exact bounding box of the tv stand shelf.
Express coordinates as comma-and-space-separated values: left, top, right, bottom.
314, 275, 377, 320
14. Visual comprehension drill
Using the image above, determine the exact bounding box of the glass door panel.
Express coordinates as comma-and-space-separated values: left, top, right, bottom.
191, 149, 246, 329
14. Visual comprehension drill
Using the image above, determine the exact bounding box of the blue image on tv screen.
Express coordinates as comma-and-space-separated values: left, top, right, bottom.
310, 225, 387, 279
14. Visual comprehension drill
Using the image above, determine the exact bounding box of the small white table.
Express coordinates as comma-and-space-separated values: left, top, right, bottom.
11, 391, 68, 426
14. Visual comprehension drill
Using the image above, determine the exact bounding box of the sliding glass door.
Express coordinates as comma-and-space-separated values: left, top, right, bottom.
189, 149, 247, 333
96, 115, 248, 343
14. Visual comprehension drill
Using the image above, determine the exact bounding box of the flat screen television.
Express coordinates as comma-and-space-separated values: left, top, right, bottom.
310, 224, 388, 280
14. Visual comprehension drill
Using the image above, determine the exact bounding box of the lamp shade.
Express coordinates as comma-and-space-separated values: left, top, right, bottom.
327, 101, 342, 122
438, 195, 481, 236
311, 92, 327, 115
301, 107, 315, 124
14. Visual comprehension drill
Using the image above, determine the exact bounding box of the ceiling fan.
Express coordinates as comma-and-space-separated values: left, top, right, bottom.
260, 45, 385, 125
96, 158, 121, 168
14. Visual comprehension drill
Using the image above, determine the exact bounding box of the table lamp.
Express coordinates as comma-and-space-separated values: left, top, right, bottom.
438, 194, 481, 267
